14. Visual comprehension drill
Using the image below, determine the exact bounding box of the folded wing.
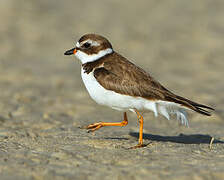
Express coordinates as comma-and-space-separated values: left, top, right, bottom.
93, 52, 214, 116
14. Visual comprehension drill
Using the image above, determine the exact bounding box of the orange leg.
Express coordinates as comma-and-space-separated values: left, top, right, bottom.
129, 110, 147, 149
85, 112, 128, 132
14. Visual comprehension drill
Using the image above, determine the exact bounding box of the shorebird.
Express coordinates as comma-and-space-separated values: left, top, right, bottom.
64, 34, 214, 148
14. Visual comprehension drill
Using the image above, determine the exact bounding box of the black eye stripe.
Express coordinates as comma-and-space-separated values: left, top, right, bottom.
83, 42, 91, 48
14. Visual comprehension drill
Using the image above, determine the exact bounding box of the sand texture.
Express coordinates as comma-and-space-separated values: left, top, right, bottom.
0, 0, 224, 179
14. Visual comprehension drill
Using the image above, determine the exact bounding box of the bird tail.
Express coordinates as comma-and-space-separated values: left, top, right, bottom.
165, 94, 214, 116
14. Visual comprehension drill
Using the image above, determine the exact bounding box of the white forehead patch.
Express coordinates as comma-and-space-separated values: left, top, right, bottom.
76, 42, 80, 48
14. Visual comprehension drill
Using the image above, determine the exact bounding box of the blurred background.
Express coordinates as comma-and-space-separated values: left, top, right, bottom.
0, 0, 224, 179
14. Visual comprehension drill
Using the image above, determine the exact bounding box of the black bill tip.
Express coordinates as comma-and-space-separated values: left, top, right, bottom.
64, 48, 76, 55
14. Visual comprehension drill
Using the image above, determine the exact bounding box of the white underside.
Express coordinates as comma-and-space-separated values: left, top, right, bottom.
81, 69, 189, 126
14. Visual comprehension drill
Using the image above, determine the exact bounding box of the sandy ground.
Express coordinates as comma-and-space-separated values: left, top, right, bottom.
0, 0, 224, 179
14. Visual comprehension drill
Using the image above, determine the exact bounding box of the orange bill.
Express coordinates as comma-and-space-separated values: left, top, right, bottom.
64, 47, 77, 55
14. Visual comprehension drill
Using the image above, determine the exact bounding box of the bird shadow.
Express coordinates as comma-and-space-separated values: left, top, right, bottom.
129, 132, 224, 144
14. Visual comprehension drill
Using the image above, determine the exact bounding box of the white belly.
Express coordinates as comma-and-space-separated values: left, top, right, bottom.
81, 69, 151, 111
81, 68, 189, 126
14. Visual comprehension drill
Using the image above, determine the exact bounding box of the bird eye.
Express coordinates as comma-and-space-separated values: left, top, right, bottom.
83, 42, 91, 48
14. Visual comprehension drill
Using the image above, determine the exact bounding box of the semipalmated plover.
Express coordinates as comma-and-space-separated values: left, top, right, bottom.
64, 34, 214, 148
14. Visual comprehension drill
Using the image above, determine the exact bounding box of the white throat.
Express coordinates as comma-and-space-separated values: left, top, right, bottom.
75, 48, 113, 64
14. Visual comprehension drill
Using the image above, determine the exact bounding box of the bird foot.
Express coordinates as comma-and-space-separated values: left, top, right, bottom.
128, 143, 147, 149
82, 122, 103, 132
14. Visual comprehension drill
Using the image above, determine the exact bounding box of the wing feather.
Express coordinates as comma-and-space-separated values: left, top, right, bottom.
92, 52, 214, 116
